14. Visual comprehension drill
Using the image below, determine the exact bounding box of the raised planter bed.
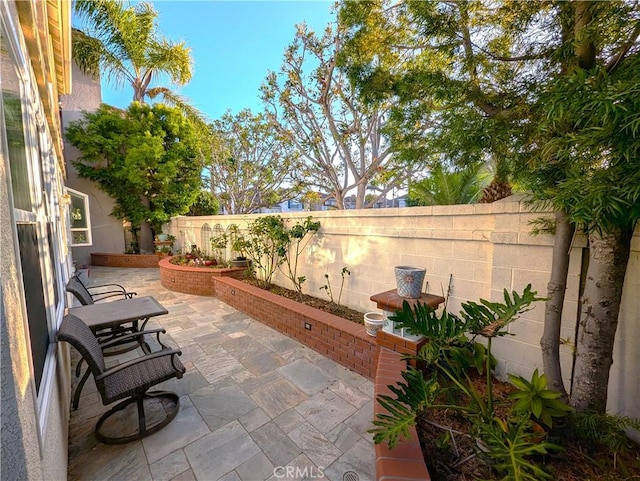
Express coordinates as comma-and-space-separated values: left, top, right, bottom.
158, 257, 245, 296
213, 276, 380, 379
374, 349, 431, 481
91, 252, 160, 268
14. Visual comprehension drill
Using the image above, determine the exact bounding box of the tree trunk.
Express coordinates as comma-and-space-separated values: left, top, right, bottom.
570, 227, 633, 412
139, 221, 154, 254
540, 210, 575, 398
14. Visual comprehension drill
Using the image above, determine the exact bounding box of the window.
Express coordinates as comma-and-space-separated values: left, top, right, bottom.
288, 199, 303, 210
67, 187, 92, 246
1, 10, 67, 441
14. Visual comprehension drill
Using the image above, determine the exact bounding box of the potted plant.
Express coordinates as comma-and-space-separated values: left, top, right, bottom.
229, 225, 251, 267
156, 245, 172, 258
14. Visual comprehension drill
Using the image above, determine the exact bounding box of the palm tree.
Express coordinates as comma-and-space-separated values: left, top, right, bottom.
408, 162, 490, 206
72, 0, 203, 121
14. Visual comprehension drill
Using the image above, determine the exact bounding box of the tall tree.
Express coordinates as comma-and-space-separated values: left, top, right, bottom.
65, 103, 206, 253
340, 0, 640, 412
72, 0, 201, 120
206, 110, 305, 214
261, 23, 412, 210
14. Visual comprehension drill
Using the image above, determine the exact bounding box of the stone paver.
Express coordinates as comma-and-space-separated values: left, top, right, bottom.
67, 267, 375, 481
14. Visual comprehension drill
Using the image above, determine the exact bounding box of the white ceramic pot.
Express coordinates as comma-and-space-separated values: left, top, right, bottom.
364, 312, 386, 337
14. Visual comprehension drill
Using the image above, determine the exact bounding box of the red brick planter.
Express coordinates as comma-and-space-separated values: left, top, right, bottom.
91, 252, 160, 268
374, 349, 430, 480
158, 257, 245, 296
213, 277, 380, 379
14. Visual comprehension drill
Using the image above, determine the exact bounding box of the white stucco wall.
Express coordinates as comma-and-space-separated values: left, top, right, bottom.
61, 62, 125, 266
170, 196, 640, 419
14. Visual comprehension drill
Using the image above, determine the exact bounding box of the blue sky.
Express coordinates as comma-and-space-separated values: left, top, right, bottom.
98, 1, 336, 120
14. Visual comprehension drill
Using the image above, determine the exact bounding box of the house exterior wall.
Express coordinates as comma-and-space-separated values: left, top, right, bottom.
1, 1, 72, 479
61, 62, 125, 266
171, 196, 640, 419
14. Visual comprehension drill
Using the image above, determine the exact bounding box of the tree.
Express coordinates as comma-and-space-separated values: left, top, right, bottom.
261, 22, 412, 210
206, 109, 305, 215
72, 0, 201, 121
187, 190, 219, 216
65, 103, 205, 253
340, 0, 640, 412
408, 162, 489, 206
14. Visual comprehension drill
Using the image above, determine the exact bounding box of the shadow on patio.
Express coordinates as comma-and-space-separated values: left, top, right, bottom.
66, 267, 375, 481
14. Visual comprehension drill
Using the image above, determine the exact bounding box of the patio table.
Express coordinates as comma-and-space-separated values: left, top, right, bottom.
67, 296, 168, 408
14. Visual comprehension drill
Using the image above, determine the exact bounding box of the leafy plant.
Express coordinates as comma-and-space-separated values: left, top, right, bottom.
459, 285, 544, 414
475, 417, 561, 481
509, 369, 573, 428
319, 266, 351, 305
569, 411, 640, 456
370, 285, 570, 480
210, 232, 229, 263
280, 216, 320, 300
370, 368, 439, 448
234, 216, 289, 288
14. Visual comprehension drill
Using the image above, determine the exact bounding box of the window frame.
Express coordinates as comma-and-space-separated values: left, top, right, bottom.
66, 187, 92, 247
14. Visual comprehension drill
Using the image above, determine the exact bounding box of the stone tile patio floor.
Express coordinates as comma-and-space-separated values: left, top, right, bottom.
67, 267, 375, 481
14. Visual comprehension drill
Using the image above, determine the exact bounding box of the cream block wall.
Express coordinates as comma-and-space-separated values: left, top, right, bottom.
170, 196, 640, 418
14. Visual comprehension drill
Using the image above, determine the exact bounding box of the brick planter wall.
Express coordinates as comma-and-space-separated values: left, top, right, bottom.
213, 277, 380, 378
91, 252, 160, 268
374, 349, 430, 480
158, 257, 245, 296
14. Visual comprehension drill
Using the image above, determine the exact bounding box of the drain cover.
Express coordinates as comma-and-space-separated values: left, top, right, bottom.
343, 471, 359, 481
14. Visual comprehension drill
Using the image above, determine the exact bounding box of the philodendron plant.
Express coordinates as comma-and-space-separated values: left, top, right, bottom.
371, 285, 574, 481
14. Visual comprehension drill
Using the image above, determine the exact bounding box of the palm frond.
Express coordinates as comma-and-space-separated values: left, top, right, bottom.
146, 88, 208, 127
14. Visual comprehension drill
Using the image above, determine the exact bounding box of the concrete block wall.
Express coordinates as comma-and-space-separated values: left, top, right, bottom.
171, 196, 640, 418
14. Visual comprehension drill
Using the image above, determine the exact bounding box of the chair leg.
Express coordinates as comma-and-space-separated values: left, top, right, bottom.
94, 391, 180, 445
72, 368, 92, 410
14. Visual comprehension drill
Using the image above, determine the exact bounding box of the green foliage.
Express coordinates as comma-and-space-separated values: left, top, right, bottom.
408, 162, 490, 206
509, 369, 573, 428
187, 191, 219, 216
73, 0, 198, 121
390, 302, 469, 366
369, 285, 575, 479
459, 285, 543, 339
206, 110, 304, 214
279, 216, 321, 299
475, 417, 561, 481
210, 231, 229, 263
371, 286, 543, 444
569, 411, 640, 456
370, 368, 439, 448
66, 103, 205, 249
319, 267, 351, 305
234, 215, 289, 288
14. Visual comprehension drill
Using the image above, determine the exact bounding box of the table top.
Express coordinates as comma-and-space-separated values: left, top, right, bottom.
68, 296, 168, 329
370, 289, 445, 312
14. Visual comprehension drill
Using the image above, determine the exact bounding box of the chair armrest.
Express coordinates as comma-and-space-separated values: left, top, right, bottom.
91, 291, 134, 302
87, 282, 128, 292
99, 328, 167, 349
95, 349, 183, 381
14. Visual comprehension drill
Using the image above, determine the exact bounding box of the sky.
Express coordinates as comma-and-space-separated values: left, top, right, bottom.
96, 1, 336, 121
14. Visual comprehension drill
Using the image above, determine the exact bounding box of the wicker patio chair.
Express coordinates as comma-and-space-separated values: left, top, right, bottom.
57, 314, 185, 444
65, 273, 137, 306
